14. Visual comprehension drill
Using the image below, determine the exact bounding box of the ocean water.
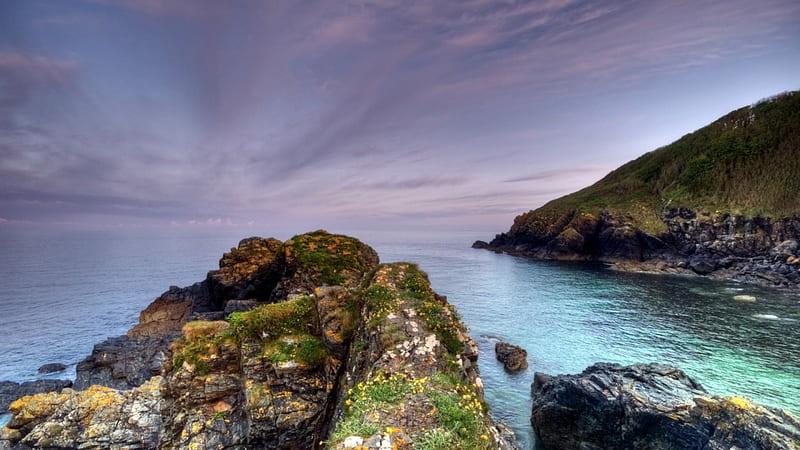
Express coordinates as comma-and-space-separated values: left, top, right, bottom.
1, 229, 799, 448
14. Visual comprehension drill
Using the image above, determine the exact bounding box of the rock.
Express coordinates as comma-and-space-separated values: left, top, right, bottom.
689, 256, 717, 274
36, 363, 66, 374
495, 342, 528, 372
0, 379, 72, 414
223, 299, 259, 314
74, 335, 173, 390
472, 240, 490, 249
478, 206, 800, 288
207, 237, 283, 303
733, 294, 757, 302
531, 362, 800, 450
0, 377, 163, 449
3, 233, 517, 449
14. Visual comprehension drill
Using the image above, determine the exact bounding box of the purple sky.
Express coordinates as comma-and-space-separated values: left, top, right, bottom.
1, 0, 798, 233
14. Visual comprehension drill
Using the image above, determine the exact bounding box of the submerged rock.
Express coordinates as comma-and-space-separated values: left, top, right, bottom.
35, 363, 66, 375
495, 342, 528, 372
531, 362, 800, 450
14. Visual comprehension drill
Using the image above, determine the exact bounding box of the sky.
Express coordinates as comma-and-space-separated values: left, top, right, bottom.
1, 0, 798, 234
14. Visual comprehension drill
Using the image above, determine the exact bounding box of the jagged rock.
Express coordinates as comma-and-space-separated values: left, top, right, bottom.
472, 240, 490, 249
689, 256, 717, 274
207, 236, 283, 302
270, 231, 380, 301
3, 232, 516, 449
0, 377, 162, 449
36, 363, 66, 375
0, 380, 72, 414
495, 342, 528, 372
74, 335, 172, 390
531, 362, 800, 450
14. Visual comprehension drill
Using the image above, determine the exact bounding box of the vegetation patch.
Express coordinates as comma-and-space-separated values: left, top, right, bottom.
397, 264, 465, 353
363, 284, 399, 326
330, 370, 491, 449
263, 334, 327, 368
283, 230, 375, 286
225, 296, 329, 367
172, 321, 231, 375
227, 296, 316, 341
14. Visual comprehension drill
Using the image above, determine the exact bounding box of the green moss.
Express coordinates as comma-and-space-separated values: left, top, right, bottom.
263, 335, 327, 368
283, 230, 375, 286
227, 296, 316, 341
171, 321, 231, 375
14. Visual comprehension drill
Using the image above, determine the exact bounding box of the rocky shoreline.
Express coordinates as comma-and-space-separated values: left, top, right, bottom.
1, 231, 517, 449
475, 207, 800, 290
531, 363, 800, 449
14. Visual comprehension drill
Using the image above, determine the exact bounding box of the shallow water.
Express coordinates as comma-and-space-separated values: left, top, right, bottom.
1, 229, 798, 448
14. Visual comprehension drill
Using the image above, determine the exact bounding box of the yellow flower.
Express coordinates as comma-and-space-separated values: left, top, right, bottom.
480, 434, 489, 441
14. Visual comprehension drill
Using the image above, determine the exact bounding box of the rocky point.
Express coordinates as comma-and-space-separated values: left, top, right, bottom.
1, 230, 516, 449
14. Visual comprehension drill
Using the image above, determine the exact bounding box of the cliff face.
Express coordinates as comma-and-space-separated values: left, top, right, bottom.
477, 92, 800, 287
481, 207, 800, 286
1, 231, 516, 449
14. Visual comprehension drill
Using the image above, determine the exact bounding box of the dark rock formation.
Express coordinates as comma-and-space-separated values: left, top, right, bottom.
74, 237, 284, 391
495, 342, 528, 372
2, 232, 516, 449
35, 363, 66, 375
478, 209, 800, 287
0, 380, 72, 414
531, 362, 800, 450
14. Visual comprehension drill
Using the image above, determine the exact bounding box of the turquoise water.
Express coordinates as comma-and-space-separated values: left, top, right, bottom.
1, 229, 798, 448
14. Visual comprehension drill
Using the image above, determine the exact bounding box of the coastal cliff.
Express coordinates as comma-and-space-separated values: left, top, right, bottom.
1, 231, 516, 449
476, 91, 800, 287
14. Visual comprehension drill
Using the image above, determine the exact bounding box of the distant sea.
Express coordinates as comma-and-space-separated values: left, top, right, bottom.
1, 228, 799, 448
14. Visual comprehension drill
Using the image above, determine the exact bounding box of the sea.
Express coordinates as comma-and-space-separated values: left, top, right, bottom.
1, 228, 799, 449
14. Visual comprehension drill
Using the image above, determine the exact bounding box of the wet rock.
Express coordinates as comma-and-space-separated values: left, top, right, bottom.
531, 362, 800, 450
0, 379, 72, 414
472, 240, 491, 249
495, 342, 528, 372
36, 363, 66, 374
689, 256, 717, 274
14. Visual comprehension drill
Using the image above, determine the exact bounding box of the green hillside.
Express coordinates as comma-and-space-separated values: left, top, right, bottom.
519, 91, 800, 234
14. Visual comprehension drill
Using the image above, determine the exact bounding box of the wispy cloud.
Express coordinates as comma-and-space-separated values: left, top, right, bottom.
0, 0, 798, 229
504, 165, 609, 183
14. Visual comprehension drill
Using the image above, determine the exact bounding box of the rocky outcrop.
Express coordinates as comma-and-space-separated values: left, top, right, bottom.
35, 364, 66, 375
479, 208, 800, 287
0, 380, 72, 415
531, 362, 800, 450
2, 232, 516, 449
74, 237, 284, 391
495, 342, 528, 372
0, 378, 162, 449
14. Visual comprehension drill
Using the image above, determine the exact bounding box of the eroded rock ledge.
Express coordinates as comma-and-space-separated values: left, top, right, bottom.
477, 208, 800, 288
1, 231, 516, 449
531, 363, 800, 450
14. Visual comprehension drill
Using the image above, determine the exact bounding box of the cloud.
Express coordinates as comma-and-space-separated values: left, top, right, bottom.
360, 176, 469, 190
0, 218, 9, 224
0, 51, 78, 108
504, 165, 610, 183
